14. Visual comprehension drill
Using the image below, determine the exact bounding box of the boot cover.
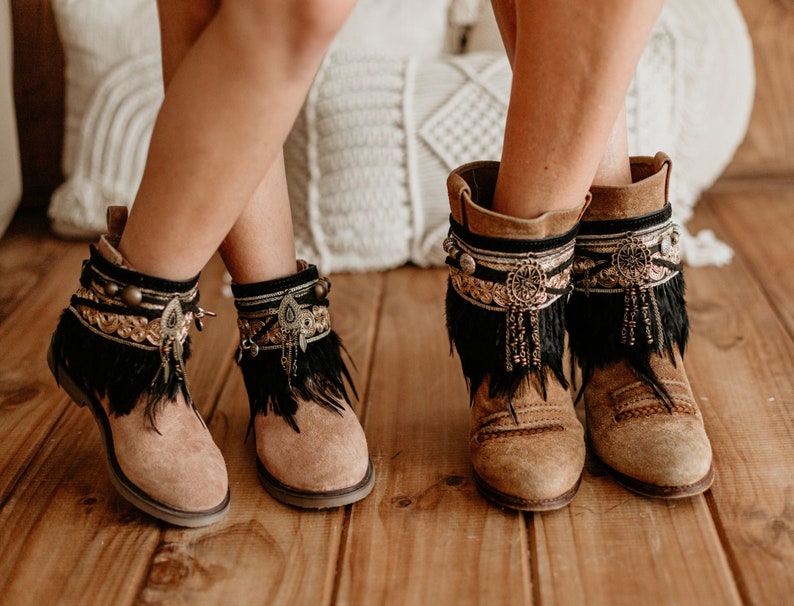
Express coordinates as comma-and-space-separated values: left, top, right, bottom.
48, 207, 229, 527
233, 261, 373, 508
445, 161, 588, 510
568, 153, 714, 498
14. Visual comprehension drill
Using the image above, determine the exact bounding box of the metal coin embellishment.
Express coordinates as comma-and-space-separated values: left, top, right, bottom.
506, 258, 547, 307
613, 236, 651, 285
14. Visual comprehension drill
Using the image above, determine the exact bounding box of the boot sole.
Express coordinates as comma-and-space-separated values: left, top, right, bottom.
588, 441, 715, 499
47, 343, 231, 527
472, 469, 581, 512
257, 457, 375, 509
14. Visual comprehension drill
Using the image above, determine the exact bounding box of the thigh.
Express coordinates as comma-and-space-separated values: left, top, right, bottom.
157, 0, 221, 84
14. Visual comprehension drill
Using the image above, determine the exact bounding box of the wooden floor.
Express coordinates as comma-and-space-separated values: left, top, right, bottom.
1, 180, 793, 606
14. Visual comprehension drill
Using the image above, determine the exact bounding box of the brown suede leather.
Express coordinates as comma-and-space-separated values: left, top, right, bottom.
448, 161, 589, 239
255, 399, 370, 492
587, 153, 672, 220
579, 153, 714, 497
470, 376, 585, 508
448, 162, 588, 510
91, 223, 229, 516
106, 392, 229, 511
583, 351, 712, 494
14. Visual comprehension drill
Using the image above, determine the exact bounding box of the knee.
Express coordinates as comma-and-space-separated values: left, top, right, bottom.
231, 0, 357, 52
289, 0, 358, 45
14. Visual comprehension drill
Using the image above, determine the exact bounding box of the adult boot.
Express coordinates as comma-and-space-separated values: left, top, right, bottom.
48, 207, 230, 526
568, 152, 714, 498
444, 161, 588, 511
233, 261, 374, 508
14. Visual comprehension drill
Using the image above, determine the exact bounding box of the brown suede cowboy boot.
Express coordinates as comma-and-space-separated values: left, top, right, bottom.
568, 152, 714, 498
233, 262, 374, 508
445, 161, 589, 510
48, 207, 230, 527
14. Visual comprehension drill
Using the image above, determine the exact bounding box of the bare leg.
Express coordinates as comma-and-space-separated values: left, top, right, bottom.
119, 0, 356, 281
155, 0, 298, 284
489, 0, 663, 218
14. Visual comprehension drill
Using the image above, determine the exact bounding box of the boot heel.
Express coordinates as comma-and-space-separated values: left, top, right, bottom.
47, 342, 89, 408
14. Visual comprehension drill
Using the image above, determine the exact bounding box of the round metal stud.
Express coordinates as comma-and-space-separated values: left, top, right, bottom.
314, 280, 329, 300
121, 285, 143, 306
459, 253, 476, 275
103, 282, 120, 297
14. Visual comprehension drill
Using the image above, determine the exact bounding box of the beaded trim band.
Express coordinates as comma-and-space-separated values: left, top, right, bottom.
71, 287, 197, 350
444, 224, 576, 371
572, 210, 681, 348
235, 261, 333, 378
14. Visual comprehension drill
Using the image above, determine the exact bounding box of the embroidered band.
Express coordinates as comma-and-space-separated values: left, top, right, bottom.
444, 227, 576, 371
572, 214, 682, 348
235, 261, 333, 377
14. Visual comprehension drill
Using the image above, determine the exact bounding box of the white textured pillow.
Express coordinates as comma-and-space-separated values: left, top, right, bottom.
286, 51, 511, 271
335, 0, 453, 57
52, 0, 160, 177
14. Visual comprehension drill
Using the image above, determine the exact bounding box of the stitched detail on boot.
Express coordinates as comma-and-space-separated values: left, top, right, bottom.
611, 379, 688, 400
610, 379, 698, 423
614, 404, 697, 422
474, 424, 565, 443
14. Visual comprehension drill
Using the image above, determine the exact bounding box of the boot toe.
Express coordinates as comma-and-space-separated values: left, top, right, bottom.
255, 402, 370, 494
590, 418, 713, 496
471, 427, 585, 509
109, 398, 230, 517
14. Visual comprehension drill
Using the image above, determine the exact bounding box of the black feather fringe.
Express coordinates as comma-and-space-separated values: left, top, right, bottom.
237, 330, 356, 433
50, 245, 201, 427
567, 271, 689, 408
50, 306, 194, 421
446, 280, 568, 407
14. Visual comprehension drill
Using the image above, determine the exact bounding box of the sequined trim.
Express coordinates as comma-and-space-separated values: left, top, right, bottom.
235, 262, 333, 378
572, 221, 680, 294
70, 287, 194, 349
572, 219, 681, 348
237, 304, 331, 355
445, 236, 575, 313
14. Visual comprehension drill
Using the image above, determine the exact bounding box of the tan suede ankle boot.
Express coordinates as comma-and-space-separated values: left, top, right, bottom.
445, 162, 589, 511
233, 262, 374, 508
568, 153, 714, 498
48, 207, 230, 527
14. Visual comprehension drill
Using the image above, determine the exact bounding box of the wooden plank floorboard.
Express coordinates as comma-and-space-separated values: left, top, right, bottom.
0, 214, 73, 327
681, 193, 794, 605
135, 271, 384, 606
706, 187, 794, 338
0, 243, 88, 505
336, 268, 532, 606
531, 476, 741, 605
